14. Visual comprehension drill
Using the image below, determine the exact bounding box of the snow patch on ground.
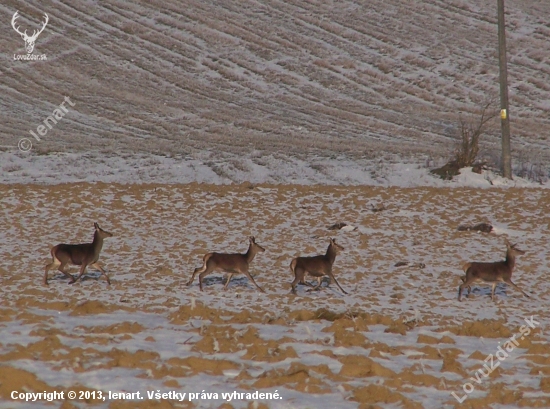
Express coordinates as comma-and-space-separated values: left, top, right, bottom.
1, 151, 547, 188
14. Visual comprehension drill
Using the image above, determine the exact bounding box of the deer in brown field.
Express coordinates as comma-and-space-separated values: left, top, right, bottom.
458, 240, 529, 301
290, 238, 348, 295
44, 223, 113, 285
187, 236, 266, 292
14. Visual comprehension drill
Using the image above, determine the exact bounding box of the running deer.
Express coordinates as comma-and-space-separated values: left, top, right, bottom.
187, 236, 266, 292
290, 238, 348, 295
44, 223, 113, 285
458, 240, 529, 301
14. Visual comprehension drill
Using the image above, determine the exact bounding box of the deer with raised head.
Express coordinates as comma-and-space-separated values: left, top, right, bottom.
458, 240, 529, 301
187, 236, 266, 292
11, 11, 49, 54
44, 223, 113, 285
290, 238, 348, 295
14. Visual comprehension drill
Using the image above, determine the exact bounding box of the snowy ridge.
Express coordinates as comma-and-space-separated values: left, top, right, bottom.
1, 150, 547, 188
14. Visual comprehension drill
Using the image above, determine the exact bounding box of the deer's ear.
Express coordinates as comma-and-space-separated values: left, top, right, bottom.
249, 236, 255, 242
94, 222, 99, 229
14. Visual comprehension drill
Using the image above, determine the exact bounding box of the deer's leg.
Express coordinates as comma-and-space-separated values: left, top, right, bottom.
505, 279, 530, 298
459, 282, 471, 301
58, 263, 75, 282
43, 267, 49, 286
91, 262, 111, 285
291, 267, 305, 294
243, 270, 265, 293
326, 271, 348, 295
307, 276, 323, 292
187, 265, 204, 286
459, 283, 475, 300
300, 272, 312, 287
491, 283, 497, 300
44, 258, 61, 285
223, 273, 234, 290
460, 276, 472, 295
188, 255, 210, 286
187, 267, 198, 286
70, 264, 88, 284
198, 266, 215, 292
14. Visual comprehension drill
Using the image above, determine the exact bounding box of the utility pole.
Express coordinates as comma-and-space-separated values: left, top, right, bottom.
498, 0, 512, 179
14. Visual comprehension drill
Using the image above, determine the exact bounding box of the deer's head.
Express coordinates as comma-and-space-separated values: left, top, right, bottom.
504, 238, 525, 256
94, 222, 113, 239
12, 11, 49, 54
249, 236, 266, 253
329, 238, 344, 252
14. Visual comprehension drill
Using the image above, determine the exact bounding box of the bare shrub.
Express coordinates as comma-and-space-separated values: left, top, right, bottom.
431, 99, 498, 180
515, 152, 549, 184
3, 163, 23, 173
121, 22, 144, 35
313, 59, 332, 69
375, 60, 393, 74
338, 58, 356, 70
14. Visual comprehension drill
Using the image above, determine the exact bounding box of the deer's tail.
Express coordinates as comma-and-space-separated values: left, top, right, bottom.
289, 258, 297, 275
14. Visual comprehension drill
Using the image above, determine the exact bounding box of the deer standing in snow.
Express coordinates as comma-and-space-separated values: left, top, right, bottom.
187, 236, 266, 292
290, 238, 348, 295
44, 223, 113, 285
458, 240, 529, 301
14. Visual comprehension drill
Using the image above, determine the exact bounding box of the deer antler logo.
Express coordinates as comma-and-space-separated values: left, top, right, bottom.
11, 11, 49, 54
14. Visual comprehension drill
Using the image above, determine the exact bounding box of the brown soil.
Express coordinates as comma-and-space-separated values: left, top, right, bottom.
1, 183, 549, 408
